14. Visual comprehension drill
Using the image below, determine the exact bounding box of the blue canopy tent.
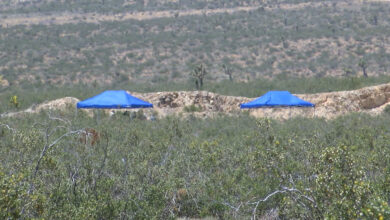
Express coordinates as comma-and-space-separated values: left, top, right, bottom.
240, 91, 314, 109
77, 90, 153, 109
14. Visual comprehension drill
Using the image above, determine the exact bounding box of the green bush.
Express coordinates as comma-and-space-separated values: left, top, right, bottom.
313, 146, 371, 218
183, 104, 203, 112
383, 104, 390, 115
1, 111, 388, 218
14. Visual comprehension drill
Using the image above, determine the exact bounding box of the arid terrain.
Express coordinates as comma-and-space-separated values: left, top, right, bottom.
1, 0, 390, 86
3, 82, 390, 120
3, 0, 390, 219
0, 1, 362, 27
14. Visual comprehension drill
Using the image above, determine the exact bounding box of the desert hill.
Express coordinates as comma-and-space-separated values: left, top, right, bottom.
3, 83, 390, 120
1, 0, 390, 86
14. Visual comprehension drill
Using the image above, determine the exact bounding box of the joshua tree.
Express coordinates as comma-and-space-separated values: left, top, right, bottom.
358, 59, 368, 77
222, 64, 233, 81
373, 15, 378, 25
281, 36, 288, 49
191, 64, 207, 90
282, 12, 288, 26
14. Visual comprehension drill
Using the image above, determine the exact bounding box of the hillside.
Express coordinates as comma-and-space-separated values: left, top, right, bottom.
3, 82, 390, 120
1, 0, 390, 87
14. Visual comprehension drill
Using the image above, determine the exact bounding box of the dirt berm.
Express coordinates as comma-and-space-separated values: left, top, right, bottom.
132, 83, 390, 120
2, 83, 390, 120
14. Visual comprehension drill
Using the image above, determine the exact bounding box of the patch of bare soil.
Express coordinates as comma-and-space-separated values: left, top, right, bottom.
0, 78, 9, 87
3, 83, 390, 120
0, 1, 361, 28
1, 97, 83, 118
0, 6, 259, 27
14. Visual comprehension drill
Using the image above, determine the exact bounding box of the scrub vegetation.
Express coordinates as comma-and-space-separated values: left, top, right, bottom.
1, 0, 390, 86
1, 110, 390, 219
2, 0, 390, 219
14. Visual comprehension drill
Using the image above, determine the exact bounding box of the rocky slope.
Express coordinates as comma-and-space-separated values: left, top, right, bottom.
3, 83, 390, 120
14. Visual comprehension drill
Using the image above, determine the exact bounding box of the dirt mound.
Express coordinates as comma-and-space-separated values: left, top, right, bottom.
30, 97, 80, 112
301, 83, 390, 119
132, 90, 250, 118
3, 83, 390, 120
132, 83, 390, 120
1, 97, 82, 118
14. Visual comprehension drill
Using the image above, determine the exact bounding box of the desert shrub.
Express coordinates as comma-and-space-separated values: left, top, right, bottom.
0, 169, 46, 219
313, 146, 371, 218
2, 94, 390, 219
383, 104, 390, 115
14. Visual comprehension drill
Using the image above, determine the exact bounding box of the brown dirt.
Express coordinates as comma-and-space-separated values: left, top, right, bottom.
3, 83, 390, 120
0, 78, 9, 87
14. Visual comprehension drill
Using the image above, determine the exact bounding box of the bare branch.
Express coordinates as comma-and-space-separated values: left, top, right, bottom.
222, 201, 242, 217
47, 125, 68, 137
281, 186, 316, 205
33, 122, 48, 129
48, 112, 71, 125
250, 189, 283, 220
34, 129, 84, 176
249, 187, 315, 220
29, 129, 85, 194
0, 123, 16, 133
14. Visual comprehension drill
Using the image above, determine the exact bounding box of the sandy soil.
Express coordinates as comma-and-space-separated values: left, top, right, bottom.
0, 1, 368, 27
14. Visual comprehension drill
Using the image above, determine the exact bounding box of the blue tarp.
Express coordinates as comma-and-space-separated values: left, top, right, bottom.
77, 90, 153, 109
240, 91, 314, 109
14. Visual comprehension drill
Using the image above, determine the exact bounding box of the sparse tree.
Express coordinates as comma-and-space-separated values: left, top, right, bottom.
191, 64, 207, 90
373, 15, 378, 25
358, 58, 368, 77
281, 36, 288, 49
377, 47, 388, 72
222, 64, 233, 81
283, 12, 288, 26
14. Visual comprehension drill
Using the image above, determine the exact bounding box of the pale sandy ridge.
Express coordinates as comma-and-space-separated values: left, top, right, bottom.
0, 0, 370, 27
2, 82, 390, 120
1, 6, 261, 27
